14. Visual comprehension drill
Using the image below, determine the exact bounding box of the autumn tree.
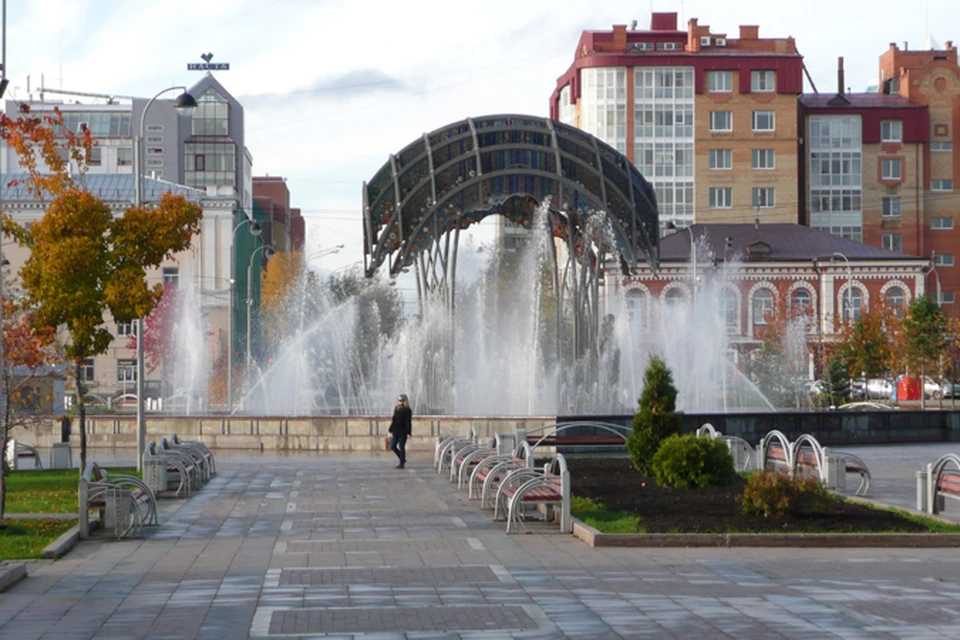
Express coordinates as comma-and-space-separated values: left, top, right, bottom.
834, 303, 901, 384
1, 105, 203, 471
903, 295, 948, 409
127, 282, 179, 375
1, 296, 60, 522
260, 251, 304, 351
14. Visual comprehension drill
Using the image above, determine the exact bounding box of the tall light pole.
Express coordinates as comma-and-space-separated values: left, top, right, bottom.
246, 243, 274, 378
930, 251, 942, 306
134, 86, 197, 472
228, 218, 261, 413
721, 236, 733, 414
830, 251, 852, 323
0, 0, 9, 452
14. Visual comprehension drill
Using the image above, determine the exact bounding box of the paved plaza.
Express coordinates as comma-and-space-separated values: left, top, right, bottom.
2, 443, 960, 639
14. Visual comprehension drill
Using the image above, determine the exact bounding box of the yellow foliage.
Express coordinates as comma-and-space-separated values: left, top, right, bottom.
261, 251, 304, 349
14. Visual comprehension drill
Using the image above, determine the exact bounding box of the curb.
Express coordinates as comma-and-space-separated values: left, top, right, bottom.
43, 523, 81, 559
572, 517, 960, 548
0, 564, 27, 592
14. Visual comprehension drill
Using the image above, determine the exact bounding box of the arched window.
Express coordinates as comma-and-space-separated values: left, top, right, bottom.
843, 288, 864, 321
790, 289, 811, 317
665, 289, 685, 307
722, 289, 738, 332
625, 290, 644, 323
753, 289, 774, 325
885, 287, 905, 316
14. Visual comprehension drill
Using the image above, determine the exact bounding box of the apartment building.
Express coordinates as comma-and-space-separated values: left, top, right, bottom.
549, 12, 802, 232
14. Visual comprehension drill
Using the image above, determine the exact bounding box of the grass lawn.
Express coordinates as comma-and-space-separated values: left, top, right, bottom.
0, 519, 76, 559
4, 467, 141, 514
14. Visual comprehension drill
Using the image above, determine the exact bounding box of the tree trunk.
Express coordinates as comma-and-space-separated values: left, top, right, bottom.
76, 358, 86, 474
1, 371, 10, 523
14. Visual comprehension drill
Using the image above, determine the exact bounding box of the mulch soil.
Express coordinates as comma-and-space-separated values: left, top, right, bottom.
566, 456, 931, 534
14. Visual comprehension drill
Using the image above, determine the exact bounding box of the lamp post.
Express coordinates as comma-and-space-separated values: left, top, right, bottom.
246, 243, 275, 378
721, 236, 733, 414
930, 251, 942, 306
134, 86, 197, 472
228, 218, 262, 414
830, 251, 852, 323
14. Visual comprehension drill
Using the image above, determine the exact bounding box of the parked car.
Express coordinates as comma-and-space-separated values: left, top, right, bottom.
924, 377, 958, 399
865, 378, 894, 400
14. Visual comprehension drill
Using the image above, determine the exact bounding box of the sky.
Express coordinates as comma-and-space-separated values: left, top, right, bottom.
7, 0, 960, 275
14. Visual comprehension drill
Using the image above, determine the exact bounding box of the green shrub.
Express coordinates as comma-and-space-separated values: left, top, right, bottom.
650, 434, 736, 489
740, 471, 832, 518
626, 356, 683, 476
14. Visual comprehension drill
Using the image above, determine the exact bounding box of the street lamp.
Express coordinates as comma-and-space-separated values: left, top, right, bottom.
134, 86, 197, 472
246, 243, 275, 378
666, 222, 698, 308
228, 218, 262, 413
930, 251, 942, 306
829, 252, 853, 323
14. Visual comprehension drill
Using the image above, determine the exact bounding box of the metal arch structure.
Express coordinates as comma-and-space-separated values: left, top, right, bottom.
362, 114, 660, 412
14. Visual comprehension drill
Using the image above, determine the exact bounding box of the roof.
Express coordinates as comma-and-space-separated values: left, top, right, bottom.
799, 93, 923, 109
660, 223, 921, 263
0, 174, 208, 203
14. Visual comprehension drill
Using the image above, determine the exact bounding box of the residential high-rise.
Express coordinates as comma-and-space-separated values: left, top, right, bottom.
550, 12, 802, 232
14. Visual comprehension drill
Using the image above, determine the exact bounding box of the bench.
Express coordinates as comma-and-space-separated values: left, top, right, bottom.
449, 441, 496, 484
160, 436, 208, 484
919, 453, 960, 515
170, 432, 216, 478
4, 439, 43, 470
477, 441, 536, 507
78, 462, 158, 539
493, 453, 571, 534
523, 422, 629, 452
143, 440, 196, 497
759, 430, 871, 496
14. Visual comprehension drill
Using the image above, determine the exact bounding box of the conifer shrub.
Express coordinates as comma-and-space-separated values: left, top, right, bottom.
626, 355, 683, 476
650, 433, 736, 489
740, 471, 832, 518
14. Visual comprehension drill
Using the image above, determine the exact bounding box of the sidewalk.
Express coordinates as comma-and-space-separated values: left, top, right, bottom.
0, 445, 957, 638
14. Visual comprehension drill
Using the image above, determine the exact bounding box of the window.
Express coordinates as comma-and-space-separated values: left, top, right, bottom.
86, 147, 102, 166
162, 267, 180, 285
751, 149, 774, 169
708, 149, 732, 169
753, 289, 774, 325
146, 124, 163, 132
752, 111, 775, 132
935, 253, 955, 267
116, 322, 138, 337
885, 287, 905, 315
752, 187, 775, 208
184, 140, 237, 189
665, 289, 685, 307
932, 141, 953, 151
932, 179, 953, 191
881, 158, 902, 180
55, 111, 131, 137
790, 289, 812, 316
80, 359, 95, 384
146, 135, 163, 144
709, 111, 732, 132
117, 147, 133, 166
57, 148, 70, 163
117, 359, 137, 383
146, 147, 163, 155
192, 87, 229, 135
932, 217, 954, 229
629, 42, 654, 51
936, 292, 956, 305
709, 187, 732, 208
843, 289, 864, 322
656, 42, 682, 50
146, 158, 163, 167
625, 290, 644, 324
708, 71, 732, 92
751, 70, 775, 92
882, 233, 902, 253
880, 120, 902, 142
723, 290, 738, 332
808, 115, 863, 241
882, 196, 901, 217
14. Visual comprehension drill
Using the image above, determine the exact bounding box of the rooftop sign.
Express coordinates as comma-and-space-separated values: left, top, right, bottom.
188, 52, 229, 71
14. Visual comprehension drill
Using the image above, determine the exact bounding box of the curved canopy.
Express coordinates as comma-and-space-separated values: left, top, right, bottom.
363, 114, 659, 276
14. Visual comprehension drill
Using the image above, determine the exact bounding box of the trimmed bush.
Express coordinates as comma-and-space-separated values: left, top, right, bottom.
626, 356, 682, 476
740, 471, 832, 518
650, 433, 736, 489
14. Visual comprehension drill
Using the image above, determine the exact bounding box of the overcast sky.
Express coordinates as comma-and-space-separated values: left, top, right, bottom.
7, 0, 960, 272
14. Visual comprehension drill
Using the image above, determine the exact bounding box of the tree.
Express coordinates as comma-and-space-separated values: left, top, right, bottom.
261, 251, 304, 351
903, 295, 948, 409
127, 282, 179, 375
1, 105, 203, 471
626, 355, 683, 476
834, 303, 901, 387
1, 296, 60, 523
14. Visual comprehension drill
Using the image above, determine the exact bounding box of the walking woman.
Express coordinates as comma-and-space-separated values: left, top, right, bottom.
388, 394, 412, 468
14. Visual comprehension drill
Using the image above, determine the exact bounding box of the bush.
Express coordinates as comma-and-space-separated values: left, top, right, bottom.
626, 356, 683, 476
740, 471, 833, 518
650, 434, 736, 489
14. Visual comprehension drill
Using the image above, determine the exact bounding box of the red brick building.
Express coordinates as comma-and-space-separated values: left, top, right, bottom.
253, 176, 305, 253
